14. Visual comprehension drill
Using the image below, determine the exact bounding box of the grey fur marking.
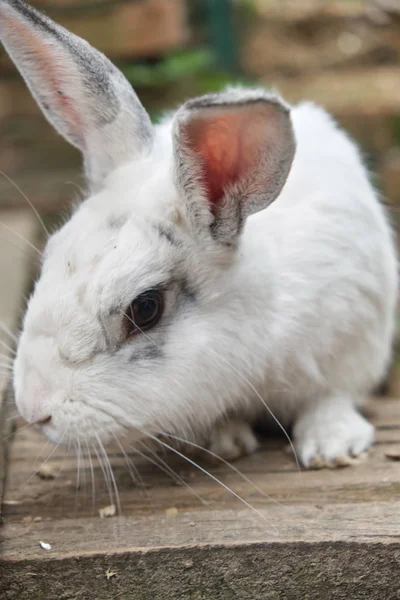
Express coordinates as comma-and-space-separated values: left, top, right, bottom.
108, 305, 124, 317
182, 89, 290, 113
179, 277, 196, 304
126, 277, 196, 362
108, 214, 128, 230
154, 223, 181, 248
129, 345, 163, 363
98, 313, 113, 349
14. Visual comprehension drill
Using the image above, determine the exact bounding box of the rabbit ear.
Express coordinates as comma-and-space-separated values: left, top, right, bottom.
0, 0, 153, 189
173, 89, 295, 244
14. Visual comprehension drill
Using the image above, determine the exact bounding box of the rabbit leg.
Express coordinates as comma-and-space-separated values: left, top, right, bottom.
209, 419, 259, 461
293, 394, 375, 469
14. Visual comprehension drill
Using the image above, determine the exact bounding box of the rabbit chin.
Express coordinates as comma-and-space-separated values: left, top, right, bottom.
43, 424, 150, 452
37, 405, 148, 448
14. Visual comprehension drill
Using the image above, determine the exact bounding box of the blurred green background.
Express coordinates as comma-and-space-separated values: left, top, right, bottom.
1, 0, 400, 219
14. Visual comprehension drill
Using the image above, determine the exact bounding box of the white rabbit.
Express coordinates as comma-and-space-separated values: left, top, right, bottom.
1, 0, 398, 468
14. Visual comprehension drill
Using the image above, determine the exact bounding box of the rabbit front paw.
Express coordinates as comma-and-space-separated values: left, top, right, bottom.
208, 419, 259, 461
294, 397, 375, 469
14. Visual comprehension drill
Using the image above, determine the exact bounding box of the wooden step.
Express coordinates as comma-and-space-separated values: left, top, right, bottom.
1, 398, 400, 598
0, 210, 39, 512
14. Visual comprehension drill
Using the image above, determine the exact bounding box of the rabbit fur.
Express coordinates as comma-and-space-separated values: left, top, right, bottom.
1, 0, 398, 468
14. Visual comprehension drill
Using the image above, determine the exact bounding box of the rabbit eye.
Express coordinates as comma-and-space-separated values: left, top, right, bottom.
124, 290, 164, 337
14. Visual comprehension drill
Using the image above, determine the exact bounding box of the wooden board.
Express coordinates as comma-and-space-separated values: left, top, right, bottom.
1, 397, 400, 598
0, 211, 38, 509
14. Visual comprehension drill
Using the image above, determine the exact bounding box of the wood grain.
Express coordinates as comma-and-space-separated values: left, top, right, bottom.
1, 396, 400, 598
0, 211, 38, 512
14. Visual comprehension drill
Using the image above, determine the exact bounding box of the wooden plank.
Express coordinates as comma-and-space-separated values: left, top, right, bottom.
3, 399, 399, 512
0, 210, 38, 513
3, 400, 400, 523
1, 531, 400, 600
3, 501, 400, 560
0, 0, 189, 72
1, 395, 400, 597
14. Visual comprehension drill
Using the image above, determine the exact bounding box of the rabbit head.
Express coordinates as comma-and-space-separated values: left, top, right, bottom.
1, 0, 295, 446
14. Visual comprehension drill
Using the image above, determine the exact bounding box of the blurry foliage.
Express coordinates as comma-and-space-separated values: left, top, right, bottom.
122, 47, 255, 121
122, 49, 216, 88
121, 0, 256, 120
122, 47, 254, 91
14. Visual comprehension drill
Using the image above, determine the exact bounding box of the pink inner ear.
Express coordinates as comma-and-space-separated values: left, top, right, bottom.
3, 11, 84, 143
184, 108, 263, 211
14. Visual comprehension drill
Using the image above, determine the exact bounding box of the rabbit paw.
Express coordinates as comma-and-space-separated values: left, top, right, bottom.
294, 399, 375, 469
209, 419, 259, 461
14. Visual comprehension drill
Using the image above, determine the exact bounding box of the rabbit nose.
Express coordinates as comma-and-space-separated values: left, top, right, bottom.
18, 396, 52, 425
15, 370, 53, 424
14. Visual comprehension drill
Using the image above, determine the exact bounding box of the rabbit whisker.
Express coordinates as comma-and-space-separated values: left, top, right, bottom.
75, 436, 83, 505
120, 310, 158, 348
111, 432, 155, 508
31, 437, 51, 472
157, 431, 287, 511
0, 340, 16, 355
64, 180, 85, 196
49, 436, 72, 497
137, 427, 274, 528
135, 439, 209, 507
3, 420, 34, 442
94, 432, 122, 517
5, 413, 20, 422
0, 170, 50, 238
92, 442, 114, 510
209, 349, 301, 475
19, 426, 68, 490
0, 221, 43, 256
84, 438, 96, 512
0, 322, 18, 343
0, 235, 42, 267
